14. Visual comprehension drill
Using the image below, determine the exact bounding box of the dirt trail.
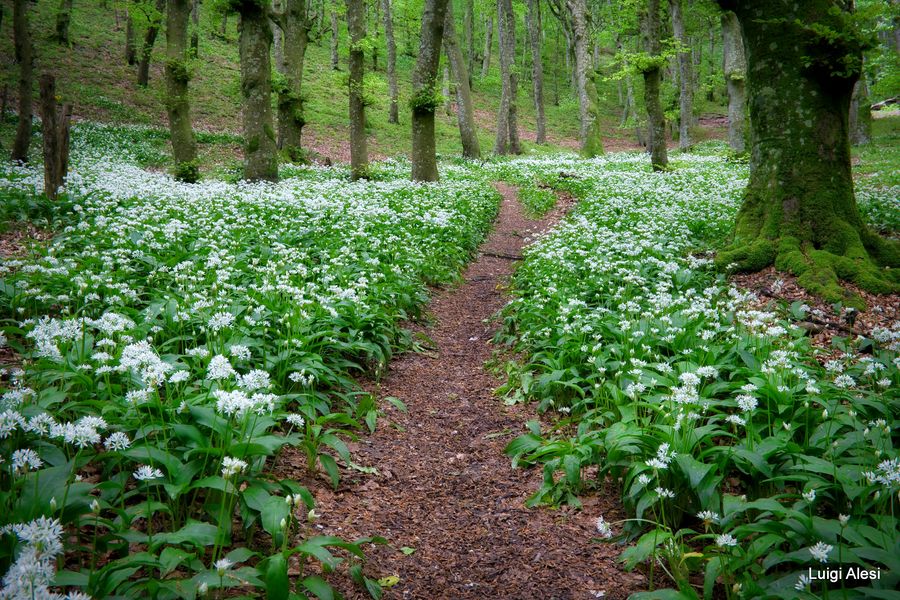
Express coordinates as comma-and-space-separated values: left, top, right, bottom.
278, 184, 646, 599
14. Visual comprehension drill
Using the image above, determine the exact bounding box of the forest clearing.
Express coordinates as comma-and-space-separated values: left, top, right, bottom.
0, 0, 898, 599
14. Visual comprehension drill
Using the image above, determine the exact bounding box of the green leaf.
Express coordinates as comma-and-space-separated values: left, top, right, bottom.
302, 575, 335, 600
319, 454, 340, 490
162, 520, 219, 548
400, 546, 416, 555
264, 553, 290, 600
385, 396, 407, 412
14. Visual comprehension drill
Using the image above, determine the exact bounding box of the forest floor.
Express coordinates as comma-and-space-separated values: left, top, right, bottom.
273, 184, 647, 599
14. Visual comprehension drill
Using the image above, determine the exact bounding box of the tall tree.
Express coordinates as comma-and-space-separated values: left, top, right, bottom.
562, 0, 602, 156
11, 0, 33, 164
137, 0, 166, 87
669, 0, 693, 149
273, 0, 311, 161
383, 0, 399, 123
125, 3, 137, 64
410, 0, 450, 181
481, 14, 492, 76
526, 0, 546, 144
165, 0, 198, 181
640, 0, 667, 170
235, 0, 278, 181
720, 10, 745, 153
331, 6, 340, 69
190, 0, 200, 55
56, 0, 74, 44
444, 0, 481, 158
849, 74, 872, 146
714, 0, 897, 301
464, 0, 475, 86
39, 74, 72, 200
494, 0, 520, 154
347, 0, 368, 179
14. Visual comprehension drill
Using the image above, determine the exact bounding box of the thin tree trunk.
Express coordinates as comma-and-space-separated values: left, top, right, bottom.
464, 0, 475, 87
567, 0, 601, 156
849, 75, 872, 146
347, 0, 368, 179
166, 0, 198, 181
11, 0, 33, 163
238, 3, 278, 181
190, 0, 199, 56
276, 0, 310, 160
526, 0, 546, 144
481, 14, 492, 77
494, 0, 519, 154
126, 6, 137, 64
383, 0, 399, 123
641, 0, 667, 170
444, 2, 481, 158
443, 63, 452, 115
411, 0, 450, 181
56, 0, 74, 44
721, 10, 745, 153
670, 0, 692, 149
219, 12, 228, 37
39, 74, 72, 200
137, 0, 166, 87
331, 9, 340, 69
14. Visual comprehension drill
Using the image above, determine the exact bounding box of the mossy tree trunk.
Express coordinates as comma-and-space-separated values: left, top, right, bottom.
274, 0, 310, 162
444, 1, 481, 159
641, 0, 667, 170
526, 0, 546, 144
137, 0, 166, 87
346, 0, 368, 180
237, 1, 278, 181
165, 0, 198, 182
55, 0, 74, 45
721, 10, 746, 153
566, 0, 602, 157
11, 0, 33, 164
382, 0, 399, 123
410, 0, 449, 181
714, 0, 898, 304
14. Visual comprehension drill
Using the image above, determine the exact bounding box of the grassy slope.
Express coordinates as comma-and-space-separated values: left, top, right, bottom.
0, 0, 597, 170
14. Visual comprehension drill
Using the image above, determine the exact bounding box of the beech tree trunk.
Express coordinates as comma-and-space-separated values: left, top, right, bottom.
443, 63, 452, 115
444, 2, 481, 158
721, 10, 746, 153
126, 6, 137, 64
494, 0, 520, 154
39, 74, 72, 200
11, 0, 33, 164
567, 0, 602, 156
137, 0, 166, 87
238, 2, 278, 181
526, 0, 546, 144
669, 0, 692, 149
714, 0, 898, 302
464, 0, 475, 87
330, 9, 340, 69
849, 76, 872, 146
276, 0, 310, 161
410, 0, 449, 181
190, 0, 199, 56
481, 14, 492, 77
165, 0, 198, 181
56, 0, 74, 44
347, 0, 368, 179
641, 0, 667, 170
383, 0, 399, 123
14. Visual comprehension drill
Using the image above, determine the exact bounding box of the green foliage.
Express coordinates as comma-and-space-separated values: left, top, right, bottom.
409, 87, 444, 113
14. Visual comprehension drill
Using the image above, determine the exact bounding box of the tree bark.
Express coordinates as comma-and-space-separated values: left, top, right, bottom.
443, 63, 452, 115
137, 0, 166, 87
126, 5, 137, 64
641, 0, 667, 170
410, 0, 449, 181
165, 0, 198, 181
190, 0, 199, 56
494, 0, 520, 154
383, 0, 399, 123
11, 0, 33, 164
275, 0, 311, 161
849, 75, 871, 146
526, 0, 546, 144
721, 10, 745, 153
238, 2, 278, 181
330, 8, 340, 69
347, 0, 368, 179
444, 2, 481, 158
567, 0, 602, 156
464, 0, 475, 87
714, 0, 898, 302
39, 74, 72, 200
669, 0, 692, 149
481, 14, 492, 77
56, 0, 74, 44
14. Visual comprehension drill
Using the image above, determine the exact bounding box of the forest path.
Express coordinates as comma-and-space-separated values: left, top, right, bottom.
279, 184, 646, 599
